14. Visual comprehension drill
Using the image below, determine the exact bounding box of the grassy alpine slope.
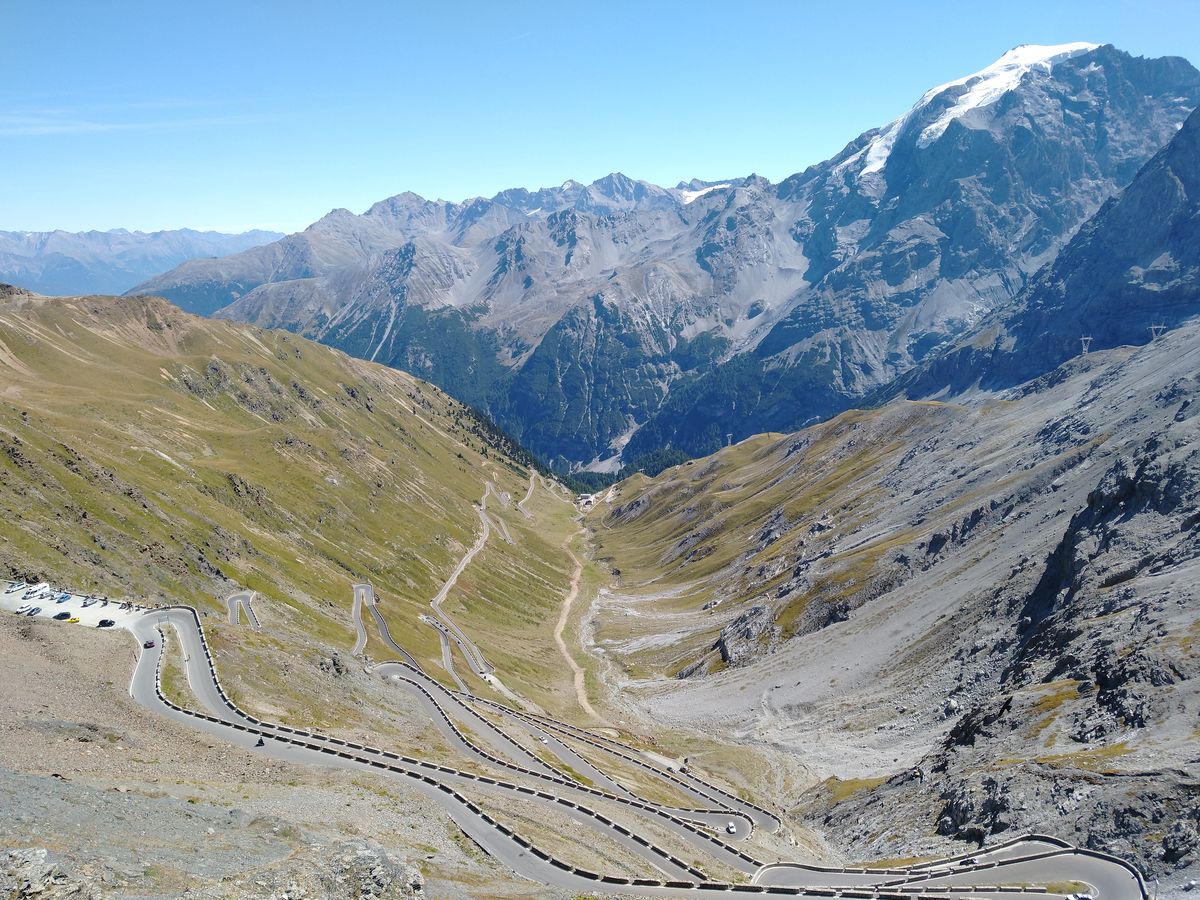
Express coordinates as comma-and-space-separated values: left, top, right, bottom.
0, 285, 582, 718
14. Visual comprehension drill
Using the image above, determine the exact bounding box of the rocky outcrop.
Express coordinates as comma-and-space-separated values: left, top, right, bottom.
714, 605, 779, 667
0, 842, 425, 900
301, 841, 424, 900
596, 320, 1200, 888
1, 848, 100, 899
318, 652, 349, 678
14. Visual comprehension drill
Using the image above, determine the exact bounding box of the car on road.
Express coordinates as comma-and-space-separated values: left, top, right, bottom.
53, 611, 71, 620
725, 822, 738, 834
98, 619, 115, 628
67, 617, 80, 624
142, 639, 155, 648
25, 607, 41, 616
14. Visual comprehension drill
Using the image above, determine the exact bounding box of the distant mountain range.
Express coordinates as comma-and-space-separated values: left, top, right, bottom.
131, 43, 1200, 472
0, 228, 282, 297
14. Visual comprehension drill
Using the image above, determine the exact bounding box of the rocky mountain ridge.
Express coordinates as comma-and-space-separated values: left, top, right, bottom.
132, 44, 1200, 472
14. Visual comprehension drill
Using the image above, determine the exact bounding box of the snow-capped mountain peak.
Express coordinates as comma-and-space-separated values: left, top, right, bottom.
917, 41, 1100, 145
859, 41, 1101, 178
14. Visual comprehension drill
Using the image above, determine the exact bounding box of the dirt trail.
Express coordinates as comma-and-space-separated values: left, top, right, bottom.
555, 531, 606, 723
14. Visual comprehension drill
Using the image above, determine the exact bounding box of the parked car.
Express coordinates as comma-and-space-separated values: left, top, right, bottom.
98, 619, 115, 628
15, 605, 31, 614
55, 595, 70, 604
142, 639, 156, 649
5, 582, 25, 594
53, 611, 71, 620
25, 607, 41, 616
81, 598, 96, 608
67, 617, 80, 624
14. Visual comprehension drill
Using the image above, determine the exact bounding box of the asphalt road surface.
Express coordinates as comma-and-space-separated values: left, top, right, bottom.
225, 591, 260, 629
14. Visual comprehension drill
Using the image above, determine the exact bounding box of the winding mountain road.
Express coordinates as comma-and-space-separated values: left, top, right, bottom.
225, 591, 260, 629
350, 583, 373, 656
517, 472, 537, 518
3, 575, 1150, 899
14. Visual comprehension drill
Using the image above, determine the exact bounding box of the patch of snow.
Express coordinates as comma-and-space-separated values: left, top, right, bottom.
861, 121, 903, 177
859, 42, 1100, 179
679, 183, 731, 204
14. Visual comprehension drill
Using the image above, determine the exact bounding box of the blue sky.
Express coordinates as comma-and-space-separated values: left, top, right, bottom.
3, 0, 1198, 233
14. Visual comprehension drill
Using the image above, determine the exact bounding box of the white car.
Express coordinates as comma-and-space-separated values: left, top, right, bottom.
14, 604, 31, 614
725, 822, 738, 834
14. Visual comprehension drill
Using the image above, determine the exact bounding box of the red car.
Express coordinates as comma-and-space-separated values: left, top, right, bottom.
142, 639, 155, 649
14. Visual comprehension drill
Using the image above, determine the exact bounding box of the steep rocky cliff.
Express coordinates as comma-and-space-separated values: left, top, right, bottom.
904, 104, 1200, 396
